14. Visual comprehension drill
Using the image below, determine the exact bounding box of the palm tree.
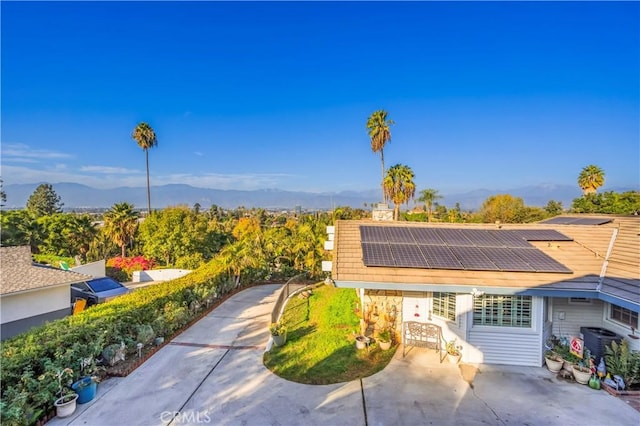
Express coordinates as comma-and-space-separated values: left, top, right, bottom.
103, 202, 140, 257
132, 122, 158, 215
578, 165, 605, 195
417, 188, 443, 222
367, 110, 395, 202
383, 164, 416, 221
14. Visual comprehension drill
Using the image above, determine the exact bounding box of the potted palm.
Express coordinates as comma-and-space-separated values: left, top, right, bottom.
270, 322, 287, 347
446, 339, 462, 364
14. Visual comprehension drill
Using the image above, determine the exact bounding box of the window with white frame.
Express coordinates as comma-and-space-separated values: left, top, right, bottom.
473, 295, 532, 328
609, 304, 638, 328
432, 292, 456, 321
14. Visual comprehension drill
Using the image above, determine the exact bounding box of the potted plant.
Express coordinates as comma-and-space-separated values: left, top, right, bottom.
377, 329, 392, 351
270, 322, 287, 347
544, 350, 564, 373
572, 364, 592, 385
53, 368, 78, 418
72, 357, 100, 404
446, 339, 462, 364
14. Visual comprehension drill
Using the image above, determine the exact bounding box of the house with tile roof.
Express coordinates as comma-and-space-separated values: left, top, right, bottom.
0, 246, 92, 340
327, 214, 639, 366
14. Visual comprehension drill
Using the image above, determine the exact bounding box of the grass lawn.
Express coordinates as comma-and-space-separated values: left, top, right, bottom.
263, 284, 397, 384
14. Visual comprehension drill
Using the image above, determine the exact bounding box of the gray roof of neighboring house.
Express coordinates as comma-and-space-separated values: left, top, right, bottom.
0, 246, 92, 296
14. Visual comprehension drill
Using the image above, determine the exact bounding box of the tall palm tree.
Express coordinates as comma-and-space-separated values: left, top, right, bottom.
383, 164, 416, 221
367, 110, 395, 202
132, 122, 158, 215
578, 165, 605, 195
417, 188, 443, 222
103, 202, 140, 257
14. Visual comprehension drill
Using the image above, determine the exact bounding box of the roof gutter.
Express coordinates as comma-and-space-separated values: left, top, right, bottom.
596, 227, 618, 292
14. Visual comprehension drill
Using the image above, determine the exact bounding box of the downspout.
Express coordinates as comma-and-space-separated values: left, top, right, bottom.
596, 228, 618, 292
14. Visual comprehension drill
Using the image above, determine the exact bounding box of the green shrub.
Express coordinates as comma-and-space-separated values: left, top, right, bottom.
0, 258, 241, 424
605, 340, 640, 388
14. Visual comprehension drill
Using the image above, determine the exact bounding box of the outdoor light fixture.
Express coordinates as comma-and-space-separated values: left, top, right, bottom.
470, 288, 485, 298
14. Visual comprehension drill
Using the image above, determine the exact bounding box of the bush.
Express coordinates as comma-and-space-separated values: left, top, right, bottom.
0, 258, 236, 424
106, 256, 156, 281
605, 340, 640, 389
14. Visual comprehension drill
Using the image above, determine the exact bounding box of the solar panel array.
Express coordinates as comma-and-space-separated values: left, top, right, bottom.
539, 217, 613, 226
359, 226, 572, 273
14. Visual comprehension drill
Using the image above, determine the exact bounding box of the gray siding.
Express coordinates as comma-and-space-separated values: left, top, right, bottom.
468, 329, 541, 366
1, 307, 69, 340
551, 298, 605, 338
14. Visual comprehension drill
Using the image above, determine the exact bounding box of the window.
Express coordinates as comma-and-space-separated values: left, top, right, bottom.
432, 292, 456, 321
473, 295, 532, 328
610, 304, 638, 328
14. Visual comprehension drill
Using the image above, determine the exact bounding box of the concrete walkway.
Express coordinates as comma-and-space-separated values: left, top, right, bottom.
50, 284, 639, 426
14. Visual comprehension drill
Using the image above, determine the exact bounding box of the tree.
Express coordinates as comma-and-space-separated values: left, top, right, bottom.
544, 200, 564, 216
383, 164, 416, 221
37, 214, 97, 259
0, 178, 6, 208
367, 110, 395, 202
26, 184, 63, 217
578, 164, 605, 195
478, 194, 525, 223
132, 122, 158, 215
417, 188, 443, 222
139, 205, 225, 266
571, 190, 640, 214
103, 202, 140, 257
0, 210, 42, 251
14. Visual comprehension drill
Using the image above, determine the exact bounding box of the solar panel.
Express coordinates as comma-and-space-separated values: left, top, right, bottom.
385, 227, 416, 244
390, 244, 427, 267
539, 217, 576, 224
360, 226, 388, 243
491, 231, 532, 248
449, 246, 498, 270
419, 245, 464, 269
437, 228, 474, 246
514, 230, 573, 241
461, 230, 504, 247
481, 247, 535, 272
359, 225, 573, 273
539, 216, 612, 226
516, 248, 572, 273
361, 243, 395, 266
572, 218, 613, 225
410, 227, 445, 245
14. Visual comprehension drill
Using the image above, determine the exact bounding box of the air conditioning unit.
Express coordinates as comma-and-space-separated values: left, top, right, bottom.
580, 327, 623, 362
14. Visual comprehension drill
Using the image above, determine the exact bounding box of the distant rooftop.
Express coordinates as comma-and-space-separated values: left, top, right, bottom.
0, 246, 92, 296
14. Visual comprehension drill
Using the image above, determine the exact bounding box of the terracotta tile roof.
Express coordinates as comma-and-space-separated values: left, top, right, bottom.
332, 215, 639, 308
0, 246, 92, 296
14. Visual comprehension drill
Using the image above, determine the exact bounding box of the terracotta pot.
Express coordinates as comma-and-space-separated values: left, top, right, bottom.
379, 340, 391, 351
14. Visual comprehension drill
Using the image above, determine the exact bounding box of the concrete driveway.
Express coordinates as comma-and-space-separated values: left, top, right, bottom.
50, 284, 639, 426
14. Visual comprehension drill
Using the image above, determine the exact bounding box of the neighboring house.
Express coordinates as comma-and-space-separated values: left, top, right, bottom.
0, 246, 92, 340
328, 214, 639, 367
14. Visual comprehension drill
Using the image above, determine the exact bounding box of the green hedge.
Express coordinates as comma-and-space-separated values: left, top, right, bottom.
0, 260, 248, 426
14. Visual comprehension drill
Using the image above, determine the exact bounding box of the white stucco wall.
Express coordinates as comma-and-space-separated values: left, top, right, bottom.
71, 259, 106, 278
0, 285, 70, 324
132, 269, 192, 283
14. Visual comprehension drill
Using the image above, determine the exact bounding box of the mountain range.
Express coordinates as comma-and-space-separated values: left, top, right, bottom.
2, 182, 599, 211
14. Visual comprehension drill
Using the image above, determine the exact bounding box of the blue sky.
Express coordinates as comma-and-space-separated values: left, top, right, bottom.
2, 1, 638, 196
